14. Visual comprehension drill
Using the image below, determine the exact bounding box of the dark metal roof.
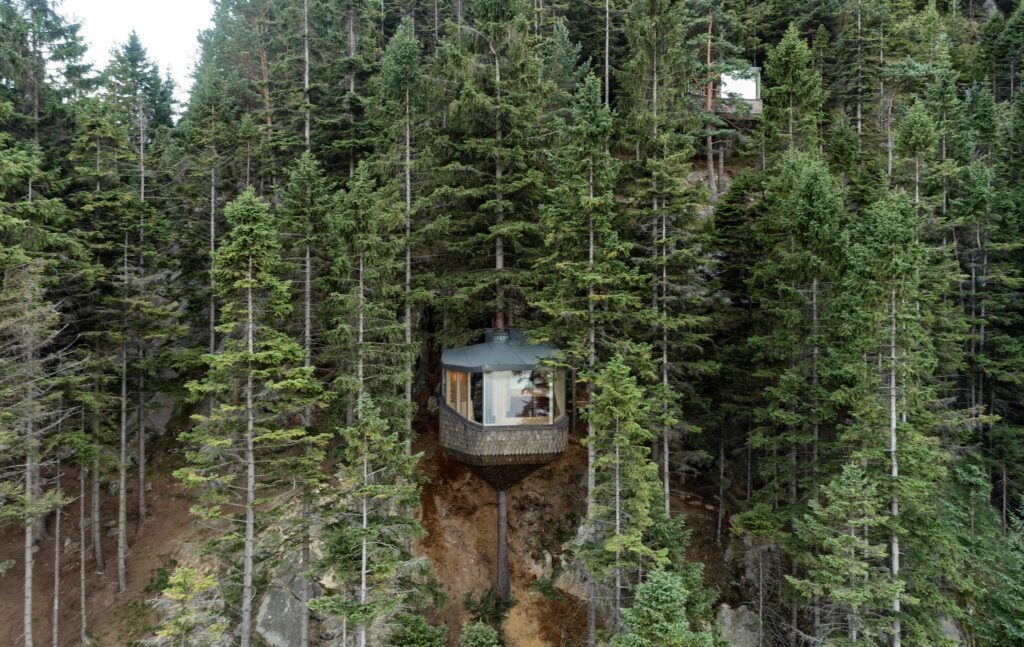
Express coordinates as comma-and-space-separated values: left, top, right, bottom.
441, 329, 560, 372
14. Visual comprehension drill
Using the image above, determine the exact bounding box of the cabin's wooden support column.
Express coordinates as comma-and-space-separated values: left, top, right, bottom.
496, 489, 510, 598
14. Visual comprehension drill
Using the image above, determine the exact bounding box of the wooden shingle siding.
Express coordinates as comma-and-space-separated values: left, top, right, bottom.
439, 402, 568, 467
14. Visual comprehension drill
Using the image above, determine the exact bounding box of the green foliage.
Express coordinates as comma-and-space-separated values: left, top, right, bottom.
611, 569, 722, 647
459, 621, 502, 647
311, 394, 424, 631
154, 566, 229, 644
390, 613, 448, 647
529, 576, 563, 601
145, 557, 181, 594
463, 588, 516, 629
764, 24, 825, 150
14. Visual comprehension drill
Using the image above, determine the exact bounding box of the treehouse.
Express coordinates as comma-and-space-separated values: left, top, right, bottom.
438, 328, 569, 598
439, 329, 568, 473
716, 67, 763, 118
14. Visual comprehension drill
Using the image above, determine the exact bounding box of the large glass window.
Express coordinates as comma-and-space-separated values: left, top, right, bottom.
448, 367, 566, 426
446, 370, 476, 421
483, 369, 566, 426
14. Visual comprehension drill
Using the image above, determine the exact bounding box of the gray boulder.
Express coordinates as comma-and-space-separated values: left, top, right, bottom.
940, 617, 966, 646
255, 555, 313, 647
717, 604, 758, 647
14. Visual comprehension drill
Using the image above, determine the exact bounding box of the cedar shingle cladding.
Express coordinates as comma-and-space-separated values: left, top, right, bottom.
439, 401, 568, 467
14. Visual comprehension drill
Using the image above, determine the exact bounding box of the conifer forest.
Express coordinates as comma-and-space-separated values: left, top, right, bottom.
4, 0, 1024, 645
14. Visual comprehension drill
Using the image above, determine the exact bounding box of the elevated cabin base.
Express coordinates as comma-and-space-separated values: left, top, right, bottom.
439, 401, 568, 490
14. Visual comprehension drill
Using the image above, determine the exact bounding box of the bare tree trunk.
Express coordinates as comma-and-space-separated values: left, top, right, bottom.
209, 165, 216, 361
889, 288, 901, 647
136, 97, 148, 527
300, 8, 313, 644
604, 0, 610, 106
79, 465, 88, 645
496, 490, 510, 598
117, 244, 129, 593
90, 453, 103, 575
52, 454, 61, 647
303, 0, 311, 150
137, 371, 145, 527
613, 441, 622, 629
357, 452, 369, 647
856, 1, 863, 146
706, 7, 717, 202
25, 387, 37, 647
404, 89, 414, 456
585, 166, 597, 647
240, 255, 256, 647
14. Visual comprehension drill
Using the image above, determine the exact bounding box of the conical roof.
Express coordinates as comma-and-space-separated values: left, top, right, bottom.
441, 329, 559, 372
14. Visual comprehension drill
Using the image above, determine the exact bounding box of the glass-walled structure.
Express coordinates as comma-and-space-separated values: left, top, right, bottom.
444, 368, 565, 426
438, 329, 569, 468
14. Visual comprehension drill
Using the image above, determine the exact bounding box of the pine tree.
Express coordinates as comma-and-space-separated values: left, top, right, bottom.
610, 569, 721, 647
579, 355, 665, 632
311, 394, 423, 647
176, 188, 323, 647
763, 24, 825, 151
788, 463, 901, 644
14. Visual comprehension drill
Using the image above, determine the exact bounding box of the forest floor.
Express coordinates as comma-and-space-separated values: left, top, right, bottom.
0, 403, 734, 647
0, 446, 194, 647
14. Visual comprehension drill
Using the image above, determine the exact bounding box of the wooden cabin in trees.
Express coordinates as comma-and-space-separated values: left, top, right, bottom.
439, 329, 568, 598
716, 67, 762, 118
439, 329, 568, 476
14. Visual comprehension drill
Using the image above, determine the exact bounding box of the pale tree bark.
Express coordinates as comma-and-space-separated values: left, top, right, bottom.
404, 88, 414, 456
357, 453, 369, 647
706, 7, 717, 202
613, 439, 622, 629
117, 233, 129, 594
355, 252, 367, 647
889, 288, 901, 647
136, 96, 148, 527
209, 165, 217, 361
24, 381, 37, 647
90, 451, 103, 575
300, 3, 313, 646
347, 8, 358, 178
79, 466, 88, 646
811, 276, 821, 639
856, 1, 863, 145
52, 453, 62, 647
240, 255, 257, 647
585, 165, 598, 647
604, 0, 610, 106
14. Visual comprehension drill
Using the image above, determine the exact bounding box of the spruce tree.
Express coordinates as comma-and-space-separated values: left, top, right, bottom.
311, 394, 423, 647
763, 24, 825, 151
610, 569, 722, 647
579, 355, 665, 632
427, 0, 548, 336
176, 188, 322, 647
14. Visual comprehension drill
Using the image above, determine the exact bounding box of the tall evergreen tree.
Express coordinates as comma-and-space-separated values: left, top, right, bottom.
176, 188, 322, 647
